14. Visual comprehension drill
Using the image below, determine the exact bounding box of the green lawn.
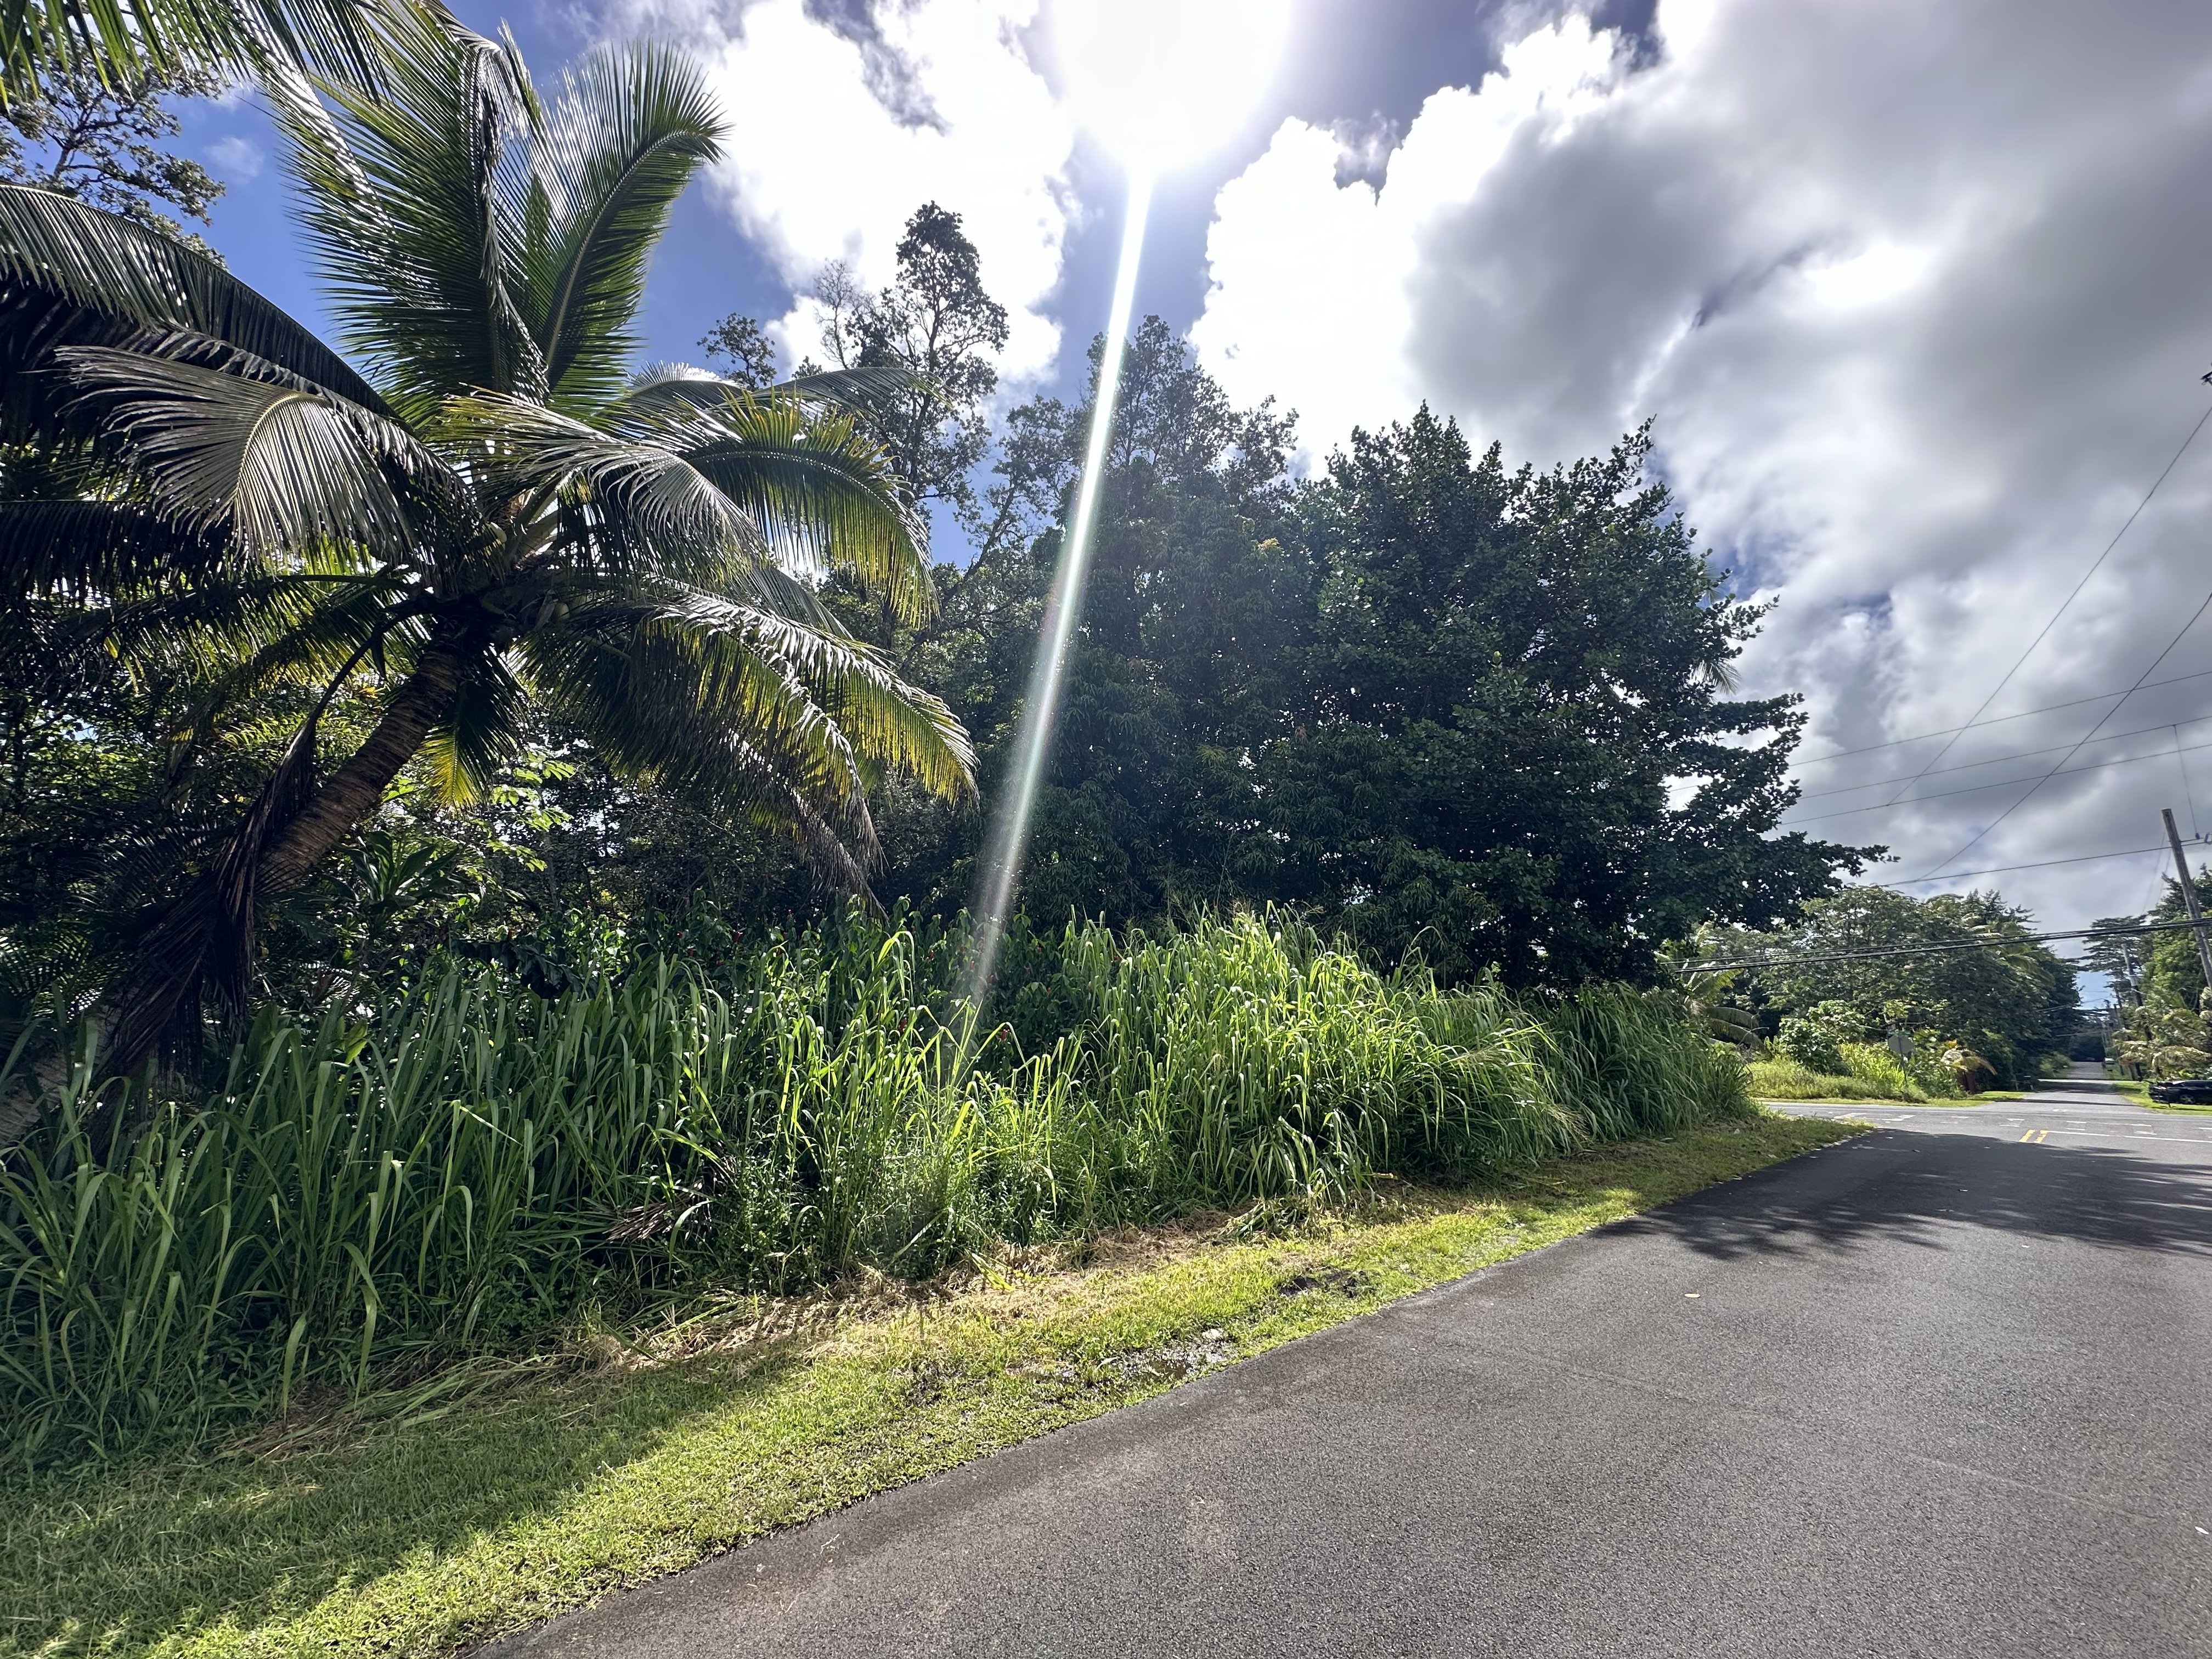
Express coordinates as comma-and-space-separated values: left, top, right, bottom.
2111, 1077, 2212, 1115
1, 1113, 1854, 1659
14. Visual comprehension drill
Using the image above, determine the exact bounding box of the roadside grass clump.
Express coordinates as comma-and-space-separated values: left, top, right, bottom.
1747, 1034, 1978, 1103
1747, 1054, 1926, 1102
1, 909, 1752, 1464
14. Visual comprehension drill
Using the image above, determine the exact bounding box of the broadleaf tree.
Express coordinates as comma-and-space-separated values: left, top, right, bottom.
879, 321, 1858, 986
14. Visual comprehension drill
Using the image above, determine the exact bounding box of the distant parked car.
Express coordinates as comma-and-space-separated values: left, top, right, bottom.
2149, 1077, 2212, 1104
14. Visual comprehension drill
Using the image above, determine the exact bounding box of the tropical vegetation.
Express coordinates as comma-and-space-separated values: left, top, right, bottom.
1698, 887, 2080, 1096
0, 0, 1865, 1496
2087, 876, 2212, 1079
0, 4, 969, 1072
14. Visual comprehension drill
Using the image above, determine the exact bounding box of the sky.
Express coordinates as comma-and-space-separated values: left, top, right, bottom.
167, 0, 2212, 966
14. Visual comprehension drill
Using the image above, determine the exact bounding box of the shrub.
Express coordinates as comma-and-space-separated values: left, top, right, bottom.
1745, 1054, 1926, 1104
0, 910, 1750, 1463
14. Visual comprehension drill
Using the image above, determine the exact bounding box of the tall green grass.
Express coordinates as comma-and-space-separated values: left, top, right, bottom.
0, 910, 1749, 1463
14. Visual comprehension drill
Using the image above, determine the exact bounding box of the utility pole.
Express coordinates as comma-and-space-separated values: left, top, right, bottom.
2160, 808, 2212, 994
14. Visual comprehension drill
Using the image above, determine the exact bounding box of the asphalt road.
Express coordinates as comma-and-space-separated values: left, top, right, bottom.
492, 1086, 2212, 1658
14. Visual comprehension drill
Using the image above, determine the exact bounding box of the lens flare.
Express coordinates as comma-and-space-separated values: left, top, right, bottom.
1048, 0, 1293, 171
958, 174, 1151, 1017
956, 4, 1293, 1026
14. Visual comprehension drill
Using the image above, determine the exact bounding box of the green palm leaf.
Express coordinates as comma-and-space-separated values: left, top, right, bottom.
523, 41, 723, 410
56, 345, 429, 556
435, 391, 772, 579
0, 497, 233, 594
1, 0, 385, 106
9, 16, 979, 1069
610, 361, 922, 421
524, 610, 884, 883
536, 577, 972, 808
418, 647, 522, 800
0, 184, 390, 423
625, 390, 934, 624
274, 0, 542, 418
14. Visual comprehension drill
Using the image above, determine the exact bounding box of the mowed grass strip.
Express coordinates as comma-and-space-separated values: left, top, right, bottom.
2108, 1077, 2212, 1115
3, 1113, 1855, 1659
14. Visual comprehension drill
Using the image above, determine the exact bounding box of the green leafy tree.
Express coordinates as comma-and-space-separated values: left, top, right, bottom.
2129, 871, 2212, 1012
2081, 913, 2150, 1007
872, 317, 1302, 926
0, 63, 224, 256
0, 7, 970, 1069
697, 312, 778, 388
2114, 989, 2209, 1081
1722, 887, 2079, 1085
812, 201, 1011, 528
883, 326, 1852, 985
1258, 413, 1855, 985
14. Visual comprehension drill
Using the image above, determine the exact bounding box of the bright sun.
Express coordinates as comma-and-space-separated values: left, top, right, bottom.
1047, 0, 1293, 173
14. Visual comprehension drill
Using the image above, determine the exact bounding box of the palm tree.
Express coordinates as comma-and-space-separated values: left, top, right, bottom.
0, 2, 973, 1069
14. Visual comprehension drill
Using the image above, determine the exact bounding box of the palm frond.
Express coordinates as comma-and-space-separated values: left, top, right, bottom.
0, 498, 234, 595
656, 584, 974, 801
57, 344, 426, 557
523, 40, 723, 410
609, 360, 924, 421
155, 574, 418, 757
272, 3, 545, 417
532, 575, 973, 809
613, 388, 933, 623
1, 0, 385, 109
435, 391, 770, 578
0, 184, 388, 430
523, 610, 884, 887
418, 648, 524, 801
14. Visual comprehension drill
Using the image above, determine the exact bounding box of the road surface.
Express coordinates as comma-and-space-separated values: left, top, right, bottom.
491, 1084, 2212, 1657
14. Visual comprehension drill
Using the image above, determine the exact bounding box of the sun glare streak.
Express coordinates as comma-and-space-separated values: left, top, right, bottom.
958, 172, 1155, 1018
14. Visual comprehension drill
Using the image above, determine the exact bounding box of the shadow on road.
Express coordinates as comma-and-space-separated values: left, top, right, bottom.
1612, 1130, 2212, 1263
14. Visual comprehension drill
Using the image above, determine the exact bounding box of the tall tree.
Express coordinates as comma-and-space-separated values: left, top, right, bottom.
876, 317, 1302, 925
0, 6, 970, 1069
814, 201, 1009, 527
0, 63, 225, 256
2082, 913, 2151, 1007
1259, 413, 1857, 985
697, 312, 778, 388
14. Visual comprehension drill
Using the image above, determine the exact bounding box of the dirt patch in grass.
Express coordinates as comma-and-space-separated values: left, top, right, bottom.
0, 1112, 1855, 1659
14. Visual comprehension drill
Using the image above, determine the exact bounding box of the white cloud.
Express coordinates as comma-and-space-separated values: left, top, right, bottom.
607, 0, 1077, 382
205, 134, 263, 178
1190, 0, 2212, 933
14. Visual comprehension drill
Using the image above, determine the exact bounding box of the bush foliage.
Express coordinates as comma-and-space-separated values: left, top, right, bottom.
0, 910, 1749, 1464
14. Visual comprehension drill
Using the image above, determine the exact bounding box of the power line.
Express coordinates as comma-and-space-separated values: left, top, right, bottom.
1788, 711, 2212, 805
1915, 584, 2212, 879
1791, 667, 2212, 766
1868, 844, 2175, 888
1779, 733, 2212, 827
1867, 402, 2212, 816
1686, 917, 2207, 974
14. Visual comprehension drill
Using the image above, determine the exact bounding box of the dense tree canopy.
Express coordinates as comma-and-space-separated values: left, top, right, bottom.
1712, 887, 2080, 1085
873, 322, 1860, 987
0, 21, 1876, 1051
